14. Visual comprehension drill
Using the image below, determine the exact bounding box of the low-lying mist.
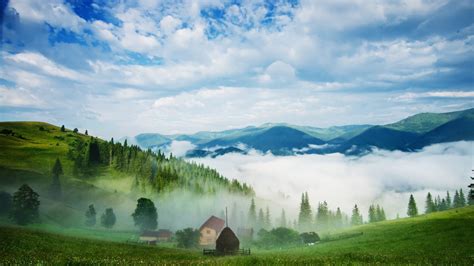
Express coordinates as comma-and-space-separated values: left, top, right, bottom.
192, 141, 473, 221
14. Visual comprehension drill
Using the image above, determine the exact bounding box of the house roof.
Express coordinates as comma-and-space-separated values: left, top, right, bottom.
141, 229, 173, 238
200, 215, 225, 232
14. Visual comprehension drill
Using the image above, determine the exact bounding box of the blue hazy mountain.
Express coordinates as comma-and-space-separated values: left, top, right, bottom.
123, 108, 474, 157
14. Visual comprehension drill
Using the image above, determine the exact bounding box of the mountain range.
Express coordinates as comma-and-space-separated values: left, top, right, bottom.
121, 108, 474, 157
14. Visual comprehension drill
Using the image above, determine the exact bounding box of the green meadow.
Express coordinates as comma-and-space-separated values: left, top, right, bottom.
1, 206, 473, 264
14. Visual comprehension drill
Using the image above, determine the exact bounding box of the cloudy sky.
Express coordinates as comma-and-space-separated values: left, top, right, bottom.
1, 0, 473, 138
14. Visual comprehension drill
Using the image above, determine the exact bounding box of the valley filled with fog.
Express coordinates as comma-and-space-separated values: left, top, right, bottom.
179, 141, 474, 220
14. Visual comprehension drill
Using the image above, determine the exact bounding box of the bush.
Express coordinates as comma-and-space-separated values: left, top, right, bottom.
300, 232, 320, 244
175, 228, 200, 248
255, 227, 301, 248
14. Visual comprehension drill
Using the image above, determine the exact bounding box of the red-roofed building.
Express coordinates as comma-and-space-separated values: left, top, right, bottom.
139, 229, 173, 244
199, 215, 225, 246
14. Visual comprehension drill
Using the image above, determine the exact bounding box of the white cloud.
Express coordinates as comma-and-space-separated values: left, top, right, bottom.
0, 86, 44, 108
167, 141, 196, 157
160, 15, 182, 35
193, 141, 473, 220
394, 91, 474, 101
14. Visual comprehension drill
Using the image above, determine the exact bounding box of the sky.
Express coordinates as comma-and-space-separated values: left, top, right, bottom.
1, 0, 473, 138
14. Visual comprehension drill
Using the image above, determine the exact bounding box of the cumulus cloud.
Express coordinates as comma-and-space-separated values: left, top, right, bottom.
167, 141, 196, 157
192, 141, 473, 220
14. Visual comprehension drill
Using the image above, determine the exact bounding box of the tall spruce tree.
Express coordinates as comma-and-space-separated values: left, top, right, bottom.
279, 209, 287, 228
351, 204, 362, 226
298, 192, 312, 231
459, 189, 466, 207
85, 204, 97, 226
49, 158, 63, 200
446, 191, 452, 208
407, 194, 418, 217
257, 208, 265, 230
248, 198, 257, 228
335, 207, 343, 228
368, 204, 376, 223
264, 206, 271, 230
425, 192, 435, 214
453, 190, 461, 208
376, 205, 386, 221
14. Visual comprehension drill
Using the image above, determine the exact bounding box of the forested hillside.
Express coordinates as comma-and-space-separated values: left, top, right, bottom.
0, 122, 253, 196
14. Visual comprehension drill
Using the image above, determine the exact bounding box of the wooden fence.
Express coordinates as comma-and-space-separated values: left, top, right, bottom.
203, 248, 251, 256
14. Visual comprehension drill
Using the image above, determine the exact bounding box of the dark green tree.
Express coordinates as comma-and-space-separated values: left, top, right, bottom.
11, 184, 40, 225
407, 194, 418, 217
351, 204, 362, 226
446, 191, 452, 208
459, 189, 466, 207
87, 140, 101, 165
279, 209, 287, 228
264, 206, 271, 230
73, 128, 78, 133
376, 205, 386, 221
248, 198, 257, 227
60, 125, 65, 132
425, 192, 435, 214
175, 228, 200, 248
85, 130, 88, 135
49, 158, 63, 200
85, 204, 96, 226
101, 208, 116, 229
257, 208, 265, 230
368, 204, 376, 223
298, 192, 312, 231
335, 207, 343, 228
132, 198, 158, 231
0, 191, 12, 215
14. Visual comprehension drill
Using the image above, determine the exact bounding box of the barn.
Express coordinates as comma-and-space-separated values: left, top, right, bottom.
139, 229, 173, 244
199, 215, 225, 246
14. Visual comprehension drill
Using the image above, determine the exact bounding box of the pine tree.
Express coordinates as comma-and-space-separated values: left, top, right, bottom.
407, 194, 418, 217
279, 209, 287, 228
61, 125, 65, 132
335, 207, 343, 228
446, 191, 452, 208
368, 204, 376, 223
85, 130, 88, 135
101, 208, 116, 229
11, 184, 40, 225
264, 206, 271, 230
85, 204, 96, 226
459, 189, 466, 207
453, 190, 460, 208
377, 205, 386, 221
257, 208, 265, 230
248, 198, 257, 228
298, 192, 312, 231
351, 204, 362, 226
49, 158, 63, 200
425, 192, 435, 214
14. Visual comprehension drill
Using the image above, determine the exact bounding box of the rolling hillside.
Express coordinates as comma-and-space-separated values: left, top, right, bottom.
1, 206, 473, 264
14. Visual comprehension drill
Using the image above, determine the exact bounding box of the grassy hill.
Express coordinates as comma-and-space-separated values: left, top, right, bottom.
1, 206, 473, 264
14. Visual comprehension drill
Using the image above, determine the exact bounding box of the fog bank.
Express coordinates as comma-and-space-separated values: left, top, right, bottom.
192, 141, 473, 220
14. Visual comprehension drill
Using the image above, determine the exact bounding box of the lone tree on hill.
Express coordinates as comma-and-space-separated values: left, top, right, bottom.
101, 208, 116, 229
85, 204, 97, 226
49, 158, 63, 200
132, 198, 158, 231
61, 125, 65, 132
407, 194, 418, 217
469, 171, 474, 205
11, 184, 40, 225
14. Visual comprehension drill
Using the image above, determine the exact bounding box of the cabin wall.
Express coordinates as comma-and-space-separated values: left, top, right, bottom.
199, 227, 218, 246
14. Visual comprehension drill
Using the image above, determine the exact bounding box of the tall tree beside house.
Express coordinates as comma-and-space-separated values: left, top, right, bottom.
279, 209, 287, 228
351, 204, 362, 226
407, 194, 418, 217
132, 198, 158, 231
425, 192, 436, 214
175, 228, 200, 248
101, 208, 116, 229
248, 198, 257, 227
49, 158, 63, 200
85, 204, 97, 226
10, 184, 40, 225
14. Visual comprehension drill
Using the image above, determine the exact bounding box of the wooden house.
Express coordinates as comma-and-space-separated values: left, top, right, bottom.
199, 215, 225, 246
140, 229, 173, 244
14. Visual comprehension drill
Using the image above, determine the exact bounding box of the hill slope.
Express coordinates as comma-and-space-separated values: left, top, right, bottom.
1, 206, 473, 264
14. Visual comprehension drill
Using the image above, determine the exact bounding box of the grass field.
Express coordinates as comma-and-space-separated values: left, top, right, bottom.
1, 206, 473, 264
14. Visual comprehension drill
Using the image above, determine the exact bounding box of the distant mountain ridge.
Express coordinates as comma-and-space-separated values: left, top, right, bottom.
123, 108, 474, 157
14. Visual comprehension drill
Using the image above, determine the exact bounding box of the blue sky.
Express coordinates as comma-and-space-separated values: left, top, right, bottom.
1, 0, 473, 138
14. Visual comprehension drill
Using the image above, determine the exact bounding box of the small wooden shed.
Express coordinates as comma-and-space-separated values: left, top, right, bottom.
216, 227, 240, 254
